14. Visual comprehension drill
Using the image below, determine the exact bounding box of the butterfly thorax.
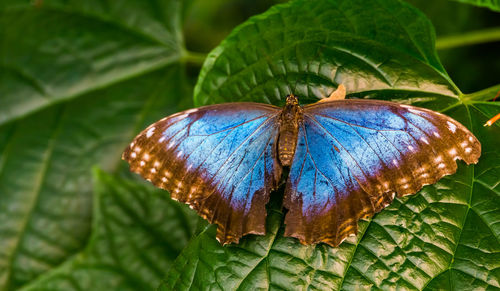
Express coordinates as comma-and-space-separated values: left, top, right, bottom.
278, 95, 303, 166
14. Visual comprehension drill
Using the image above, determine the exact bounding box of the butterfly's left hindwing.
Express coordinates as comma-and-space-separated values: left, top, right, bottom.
123, 103, 282, 244
284, 100, 481, 246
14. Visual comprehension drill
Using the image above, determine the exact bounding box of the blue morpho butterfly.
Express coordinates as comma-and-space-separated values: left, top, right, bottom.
123, 85, 481, 246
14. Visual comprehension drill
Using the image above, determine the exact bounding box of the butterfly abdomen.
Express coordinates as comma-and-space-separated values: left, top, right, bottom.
278, 95, 303, 166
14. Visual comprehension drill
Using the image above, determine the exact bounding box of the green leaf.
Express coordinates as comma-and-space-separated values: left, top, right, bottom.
194, 0, 460, 108
0, 1, 192, 289
449, 0, 500, 11
0, 0, 183, 125
0, 66, 190, 291
19, 169, 200, 291
162, 0, 500, 289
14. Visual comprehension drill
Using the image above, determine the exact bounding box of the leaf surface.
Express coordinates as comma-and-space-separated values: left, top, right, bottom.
21, 169, 200, 291
0, 0, 183, 125
194, 0, 460, 108
0, 1, 191, 289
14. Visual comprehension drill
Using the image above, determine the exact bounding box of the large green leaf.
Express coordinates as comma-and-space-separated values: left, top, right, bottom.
0, 0, 183, 125
194, 0, 460, 108
162, 0, 500, 289
0, 1, 192, 290
0, 66, 190, 291
20, 169, 200, 291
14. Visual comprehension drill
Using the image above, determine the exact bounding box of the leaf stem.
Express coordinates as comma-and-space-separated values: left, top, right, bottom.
180, 50, 207, 66
436, 27, 500, 50
462, 83, 500, 102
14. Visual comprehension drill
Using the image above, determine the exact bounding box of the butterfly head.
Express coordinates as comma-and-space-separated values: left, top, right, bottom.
286, 94, 299, 106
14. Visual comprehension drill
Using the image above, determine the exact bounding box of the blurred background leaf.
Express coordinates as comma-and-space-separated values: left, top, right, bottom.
20, 169, 200, 291
0, 1, 192, 290
0, 0, 498, 290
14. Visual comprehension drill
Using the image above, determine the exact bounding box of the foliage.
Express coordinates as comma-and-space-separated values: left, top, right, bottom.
22, 169, 200, 291
165, 0, 500, 289
0, 0, 498, 290
451, 0, 500, 12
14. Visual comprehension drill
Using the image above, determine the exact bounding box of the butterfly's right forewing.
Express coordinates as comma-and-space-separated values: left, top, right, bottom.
123, 103, 282, 244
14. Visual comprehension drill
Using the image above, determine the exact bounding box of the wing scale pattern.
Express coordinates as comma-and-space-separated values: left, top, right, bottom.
123, 98, 480, 247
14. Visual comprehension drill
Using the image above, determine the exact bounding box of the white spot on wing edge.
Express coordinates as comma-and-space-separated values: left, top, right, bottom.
146, 126, 155, 138
130, 152, 137, 158
184, 108, 199, 114
447, 121, 457, 133
172, 113, 188, 120
408, 108, 421, 115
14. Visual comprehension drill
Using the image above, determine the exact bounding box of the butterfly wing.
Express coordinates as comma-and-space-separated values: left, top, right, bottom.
123, 103, 282, 244
284, 99, 481, 246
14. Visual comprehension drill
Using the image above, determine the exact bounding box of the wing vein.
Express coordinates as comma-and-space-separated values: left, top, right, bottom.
307, 115, 372, 188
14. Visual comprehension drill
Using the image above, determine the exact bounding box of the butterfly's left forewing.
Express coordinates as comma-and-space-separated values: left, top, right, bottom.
284, 100, 480, 246
123, 103, 282, 244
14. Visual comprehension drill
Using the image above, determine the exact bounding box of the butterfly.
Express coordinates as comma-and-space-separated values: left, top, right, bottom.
122, 85, 481, 247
